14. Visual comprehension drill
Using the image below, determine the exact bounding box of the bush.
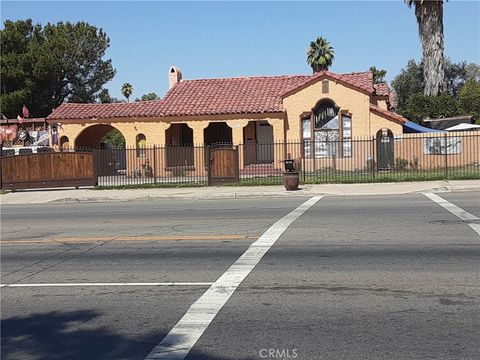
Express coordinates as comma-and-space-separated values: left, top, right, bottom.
395, 158, 409, 171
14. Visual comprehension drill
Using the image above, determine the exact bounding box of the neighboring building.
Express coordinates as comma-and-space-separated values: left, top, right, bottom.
422, 115, 474, 131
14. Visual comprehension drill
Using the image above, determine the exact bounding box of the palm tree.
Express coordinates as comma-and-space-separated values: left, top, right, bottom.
307, 37, 335, 73
121, 83, 133, 102
405, 0, 446, 96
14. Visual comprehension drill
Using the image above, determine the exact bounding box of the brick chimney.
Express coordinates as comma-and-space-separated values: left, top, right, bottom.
169, 66, 182, 89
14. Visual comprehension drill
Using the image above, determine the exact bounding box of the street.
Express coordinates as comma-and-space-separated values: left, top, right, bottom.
1, 192, 479, 360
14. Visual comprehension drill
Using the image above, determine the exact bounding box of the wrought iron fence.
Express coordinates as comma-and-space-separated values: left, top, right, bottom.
2, 132, 478, 188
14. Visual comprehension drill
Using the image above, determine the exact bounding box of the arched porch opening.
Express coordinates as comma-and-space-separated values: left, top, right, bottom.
166, 124, 194, 167
243, 120, 274, 165
75, 124, 126, 175
75, 124, 126, 149
204, 122, 232, 147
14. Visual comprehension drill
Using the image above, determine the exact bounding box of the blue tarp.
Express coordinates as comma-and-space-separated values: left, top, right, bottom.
403, 121, 446, 133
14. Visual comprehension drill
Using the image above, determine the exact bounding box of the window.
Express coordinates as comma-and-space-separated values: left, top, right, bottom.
322, 80, 329, 94
136, 134, 146, 157
301, 101, 352, 158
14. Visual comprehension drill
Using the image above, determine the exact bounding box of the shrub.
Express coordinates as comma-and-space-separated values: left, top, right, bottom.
395, 158, 409, 171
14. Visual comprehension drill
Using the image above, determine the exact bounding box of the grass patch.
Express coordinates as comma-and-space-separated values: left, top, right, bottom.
95, 182, 207, 190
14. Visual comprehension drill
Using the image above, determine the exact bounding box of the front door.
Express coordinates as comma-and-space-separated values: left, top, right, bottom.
376, 129, 394, 170
208, 146, 239, 185
255, 121, 274, 163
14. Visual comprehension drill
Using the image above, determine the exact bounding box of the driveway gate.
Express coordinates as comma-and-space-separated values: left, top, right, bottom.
1, 152, 97, 190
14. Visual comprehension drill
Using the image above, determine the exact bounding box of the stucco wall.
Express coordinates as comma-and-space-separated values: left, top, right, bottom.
282, 79, 402, 140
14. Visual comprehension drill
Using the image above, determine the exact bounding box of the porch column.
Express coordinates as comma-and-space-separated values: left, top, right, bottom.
188, 121, 209, 173
226, 119, 249, 170
267, 118, 286, 170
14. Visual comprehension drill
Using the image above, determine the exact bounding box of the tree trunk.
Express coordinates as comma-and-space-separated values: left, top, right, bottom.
415, 0, 446, 96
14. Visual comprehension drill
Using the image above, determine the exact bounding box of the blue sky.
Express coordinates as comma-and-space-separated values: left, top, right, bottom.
2, 1, 479, 100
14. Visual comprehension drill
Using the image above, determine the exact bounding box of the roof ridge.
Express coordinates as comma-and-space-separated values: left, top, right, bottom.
180, 74, 310, 82
341, 71, 372, 76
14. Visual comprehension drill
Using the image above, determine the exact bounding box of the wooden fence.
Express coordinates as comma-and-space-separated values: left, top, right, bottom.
1, 152, 97, 191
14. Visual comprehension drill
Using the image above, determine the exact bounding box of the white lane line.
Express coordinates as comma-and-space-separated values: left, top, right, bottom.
0, 282, 213, 288
423, 192, 480, 236
468, 223, 480, 236
144, 196, 323, 360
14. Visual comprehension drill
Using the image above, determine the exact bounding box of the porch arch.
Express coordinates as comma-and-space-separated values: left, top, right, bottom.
74, 124, 126, 149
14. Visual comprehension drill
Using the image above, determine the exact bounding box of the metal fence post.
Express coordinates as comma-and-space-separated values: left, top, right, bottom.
153, 145, 157, 184
444, 132, 448, 178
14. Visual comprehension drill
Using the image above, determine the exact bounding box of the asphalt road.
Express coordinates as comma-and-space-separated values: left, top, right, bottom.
1, 192, 479, 360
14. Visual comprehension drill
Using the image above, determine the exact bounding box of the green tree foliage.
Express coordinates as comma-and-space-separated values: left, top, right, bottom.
101, 128, 126, 148
98, 88, 123, 103
459, 79, 480, 124
369, 66, 387, 84
121, 83, 133, 102
135, 92, 159, 102
401, 93, 460, 123
392, 59, 480, 123
0, 19, 116, 118
391, 59, 424, 111
307, 37, 334, 73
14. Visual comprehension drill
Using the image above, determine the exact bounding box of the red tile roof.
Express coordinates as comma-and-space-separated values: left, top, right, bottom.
47, 100, 164, 121
388, 90, 398, 109
159, 75, 309, 117
48, 71, 381, 121
370, 104, 407, 125
281, 71, 374, 97
374, 83, 390, 96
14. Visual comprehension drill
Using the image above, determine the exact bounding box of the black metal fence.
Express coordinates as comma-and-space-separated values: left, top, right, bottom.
2, 132, 478, 187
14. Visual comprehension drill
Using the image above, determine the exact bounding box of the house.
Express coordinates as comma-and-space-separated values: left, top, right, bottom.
46, 67, 412, 170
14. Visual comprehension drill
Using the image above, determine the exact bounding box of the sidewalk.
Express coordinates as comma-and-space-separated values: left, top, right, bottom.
1, 180, 479, 205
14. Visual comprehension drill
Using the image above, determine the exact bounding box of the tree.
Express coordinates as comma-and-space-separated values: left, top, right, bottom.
369, 66, 387, 84
98, 89, 113, 103
0, 19, 116, 118
402, 93, 460, 123
121, 83, 133, 102
135, 92, 159, 102
307, 36, 335, 73
405, 0, 446, 96
101, 128, 126, 148
465, 63, 480, 82
459, 79, 480, 123
391, 59, 424, 112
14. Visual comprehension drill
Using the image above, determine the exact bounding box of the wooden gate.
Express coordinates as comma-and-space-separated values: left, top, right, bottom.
1, 152, 97, 190
208, 146, 239, 185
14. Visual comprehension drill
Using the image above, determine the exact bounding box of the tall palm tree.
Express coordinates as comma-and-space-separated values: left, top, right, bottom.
121, 83, 133, 102
405, 0, 446, 96
307, 37, 335, 73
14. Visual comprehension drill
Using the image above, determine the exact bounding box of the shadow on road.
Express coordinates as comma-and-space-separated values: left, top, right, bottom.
1, 309, 256, 360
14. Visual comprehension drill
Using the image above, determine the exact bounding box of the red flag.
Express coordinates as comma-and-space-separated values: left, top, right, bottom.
17, 115, 24, 124
22, 105, 29, 118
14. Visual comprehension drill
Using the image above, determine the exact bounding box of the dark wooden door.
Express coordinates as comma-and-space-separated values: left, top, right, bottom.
208, 146, 239, 185
243, 122, 257, 165
376, 129, 394, 170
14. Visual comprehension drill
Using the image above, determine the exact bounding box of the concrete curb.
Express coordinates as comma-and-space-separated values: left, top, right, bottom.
1, 180, 478, 205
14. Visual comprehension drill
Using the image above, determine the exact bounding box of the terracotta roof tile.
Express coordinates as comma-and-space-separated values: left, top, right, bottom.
374, 82, 390, 96
48, 71, 378, 121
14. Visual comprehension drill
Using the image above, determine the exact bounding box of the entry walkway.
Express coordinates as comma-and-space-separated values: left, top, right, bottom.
1, 180, 478, 205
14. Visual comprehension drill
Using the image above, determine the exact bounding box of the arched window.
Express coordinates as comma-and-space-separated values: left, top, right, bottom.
59, 136, 70, 151
136, 134, 146, 157
301, 100, 352, 158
